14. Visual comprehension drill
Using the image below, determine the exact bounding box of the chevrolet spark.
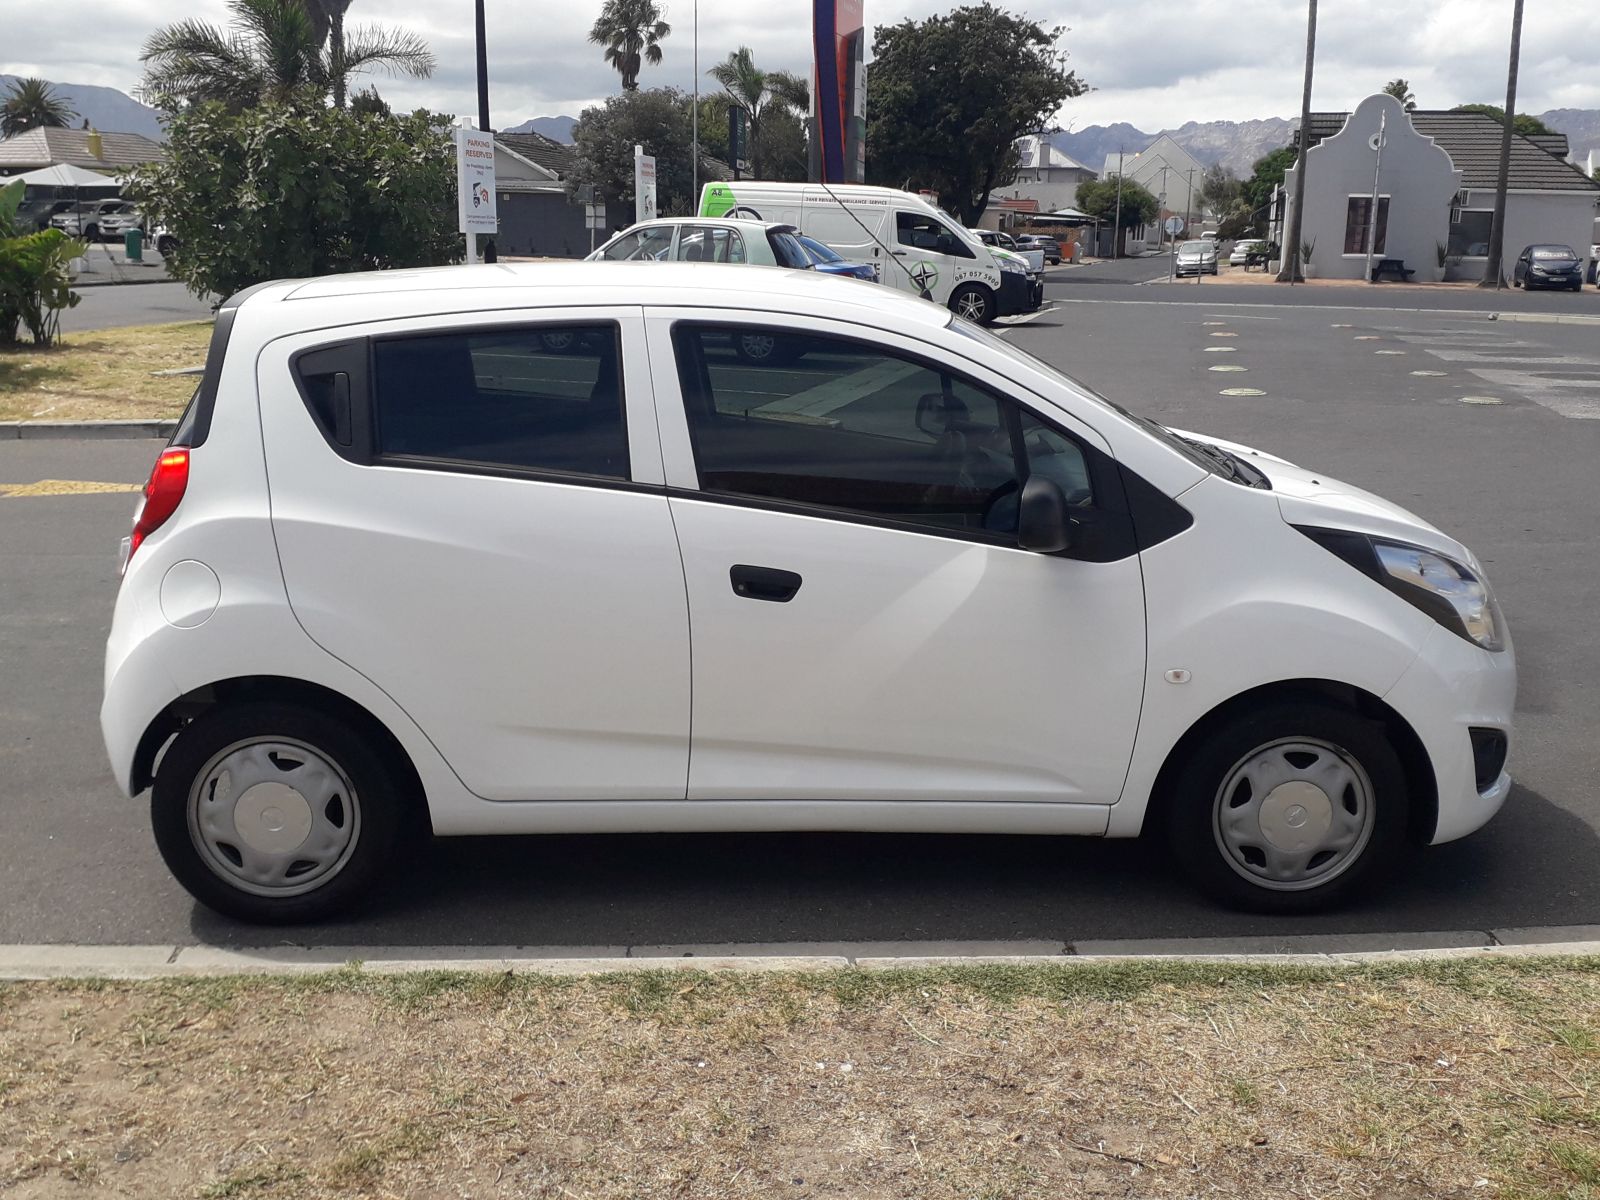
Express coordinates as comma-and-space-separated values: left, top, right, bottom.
102, 262, 1515, 923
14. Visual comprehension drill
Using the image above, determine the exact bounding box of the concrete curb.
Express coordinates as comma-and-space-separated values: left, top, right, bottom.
1489, 311, 1600, 326
5, 927, 1600, 980
72, 274, 175, 288
1, 419, 176, 440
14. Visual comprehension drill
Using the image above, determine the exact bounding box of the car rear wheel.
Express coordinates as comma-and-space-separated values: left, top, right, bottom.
151, 702, 411, 923
1164, 700, 1409, 913
949, 283, 995, 324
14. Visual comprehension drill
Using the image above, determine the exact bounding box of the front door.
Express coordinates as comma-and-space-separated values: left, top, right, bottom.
258, 309, 690, 802
649, 314, 1148, 805
887, 210, 977, 308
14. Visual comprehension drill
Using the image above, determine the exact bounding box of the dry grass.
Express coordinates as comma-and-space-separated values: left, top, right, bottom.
3, 959, 1600, 1199
0, 321, 213, 422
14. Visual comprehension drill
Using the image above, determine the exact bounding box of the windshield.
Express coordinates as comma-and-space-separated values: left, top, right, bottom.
797, 235, 843, 264
947, 318, 1259, 485
1532, 247, 1576, 260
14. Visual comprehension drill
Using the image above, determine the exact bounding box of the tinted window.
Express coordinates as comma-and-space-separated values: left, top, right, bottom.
767, 230, 810, 268
673, 325, 1090, 539
372, 326, 628, 479
599, 227, 675, 261
1531, 246, 1577, 260
896, 212, 975, 259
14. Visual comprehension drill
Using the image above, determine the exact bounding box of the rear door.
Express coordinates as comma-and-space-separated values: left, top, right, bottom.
257, 308, 690, 802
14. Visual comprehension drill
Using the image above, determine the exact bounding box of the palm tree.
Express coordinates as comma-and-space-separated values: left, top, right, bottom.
1278, 0, 1316, 284
140, 0, 433, 112
1382, 78, 1416, 112
589, 0, 670, 92
707, 47, 808, 179
1, 77, 76, 137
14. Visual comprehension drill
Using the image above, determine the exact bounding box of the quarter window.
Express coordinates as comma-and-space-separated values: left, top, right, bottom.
673, 325, 1091, 540
1343, 196, 1390, 256
371, 325, 629, 479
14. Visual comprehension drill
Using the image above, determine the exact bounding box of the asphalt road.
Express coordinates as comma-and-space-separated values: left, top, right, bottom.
3, 287, 1599, 948
62, 281, 216, 333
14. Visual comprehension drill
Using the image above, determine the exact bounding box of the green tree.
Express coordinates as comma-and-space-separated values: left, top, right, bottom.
139, 0, 433, 112
589, 0, 670, 92
568, 87, 716, 217
348, 85, 390, 117
1451, 103, 1552, 137
1198, 164, 1242, 217
866, 4, 1086, 225
1, 77, 76, 137
1382, 78, 1416, 111
706, 47, 808, 179
1241, 145, 1296, 230
1075, 177, 1157, 255
0, 181, 84, 346
122, 101, 459, 300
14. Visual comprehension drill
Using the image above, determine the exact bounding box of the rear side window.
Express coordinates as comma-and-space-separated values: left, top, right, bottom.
369, 325, 629, 480
599, 227, 674, 261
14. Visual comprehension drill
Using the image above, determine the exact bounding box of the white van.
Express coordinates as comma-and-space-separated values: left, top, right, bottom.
699, 182, 1023, 323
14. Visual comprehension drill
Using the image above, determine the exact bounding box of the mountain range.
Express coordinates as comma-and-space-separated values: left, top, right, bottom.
0, 75, 165, 141
503, 115, 577, 142
1052, 110, 1600, 177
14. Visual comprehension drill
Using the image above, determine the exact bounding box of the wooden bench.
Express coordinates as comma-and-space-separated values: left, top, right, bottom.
1370, 258, 1416, 282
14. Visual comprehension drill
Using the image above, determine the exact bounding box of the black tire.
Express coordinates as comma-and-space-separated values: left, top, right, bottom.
151, 702, 412, 923
949, 283, 996, 324
1163, 700, 1409, 913
156, 236, 177, 257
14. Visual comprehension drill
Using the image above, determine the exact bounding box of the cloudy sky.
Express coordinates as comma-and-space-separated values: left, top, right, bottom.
5, 0, 1599, 132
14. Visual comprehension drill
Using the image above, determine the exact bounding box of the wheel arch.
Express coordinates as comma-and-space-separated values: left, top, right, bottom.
132, 675, 432, 833
1142, 678, 1438, 845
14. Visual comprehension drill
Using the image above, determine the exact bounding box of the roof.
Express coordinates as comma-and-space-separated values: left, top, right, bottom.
0, 127, 165, 173
1298, 109, 1599, 193
494, 132, 575, 179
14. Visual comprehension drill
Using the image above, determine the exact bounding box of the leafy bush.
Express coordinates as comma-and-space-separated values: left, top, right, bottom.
0, 182, 84, 347
123, 100, 461, 301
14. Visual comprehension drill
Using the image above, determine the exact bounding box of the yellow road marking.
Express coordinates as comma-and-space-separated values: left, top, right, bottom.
0, 480, 143, 498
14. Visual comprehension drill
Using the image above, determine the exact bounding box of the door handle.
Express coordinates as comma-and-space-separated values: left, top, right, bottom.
729, 564, 802, 603
892, 249, 908, 256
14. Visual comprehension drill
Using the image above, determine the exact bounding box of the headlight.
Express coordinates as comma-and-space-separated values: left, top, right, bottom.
999, 257, 1026, 275
1295, 527, 1504, 652
1373, 542, 1503, 651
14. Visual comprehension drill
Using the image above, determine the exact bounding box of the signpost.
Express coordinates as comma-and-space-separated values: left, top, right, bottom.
728, 107, 748, 179
634, 145, 657, 224
1164, 216, 1184, 283
455, 124, 497, 264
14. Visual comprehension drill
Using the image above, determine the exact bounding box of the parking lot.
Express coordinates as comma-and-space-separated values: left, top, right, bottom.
3, 287, 1599, 949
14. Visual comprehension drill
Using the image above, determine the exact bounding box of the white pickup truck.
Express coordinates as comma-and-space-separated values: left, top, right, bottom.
969, 228, 1046, 274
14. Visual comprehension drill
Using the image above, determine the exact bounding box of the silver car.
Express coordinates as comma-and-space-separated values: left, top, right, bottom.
1175, 240, 1219, 277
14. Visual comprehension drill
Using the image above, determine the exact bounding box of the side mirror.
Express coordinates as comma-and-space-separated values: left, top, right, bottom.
1017, 475, 1072, 553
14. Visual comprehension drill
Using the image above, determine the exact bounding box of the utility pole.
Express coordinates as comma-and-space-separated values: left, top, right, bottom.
474, 0, 490, 133
1481, 0, 1524, 289
1112, 149, 1125, 259
1279, 0, 1317, 283
691, 0, 699, 209
1363, 108, 1387, 284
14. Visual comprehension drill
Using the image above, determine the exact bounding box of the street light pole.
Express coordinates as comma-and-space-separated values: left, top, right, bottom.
474, 0, 490, 133
691, 0, 699, 207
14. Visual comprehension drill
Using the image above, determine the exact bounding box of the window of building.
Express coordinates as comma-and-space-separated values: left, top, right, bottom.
369, 325, 628, 479
1343, 195, 1390, 256
1448, 210, 1494, 258
672, 325, 1091, 541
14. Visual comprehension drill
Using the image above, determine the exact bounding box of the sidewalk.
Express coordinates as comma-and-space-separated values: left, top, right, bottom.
70, 243, 172, 287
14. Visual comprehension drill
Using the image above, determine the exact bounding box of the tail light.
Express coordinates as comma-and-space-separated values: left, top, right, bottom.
126, 447, 189, 567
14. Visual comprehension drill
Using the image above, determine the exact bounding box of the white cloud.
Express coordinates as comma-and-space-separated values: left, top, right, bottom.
4, 0, 1598, 132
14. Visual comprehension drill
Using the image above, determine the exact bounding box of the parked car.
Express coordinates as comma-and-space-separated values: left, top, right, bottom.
98, 207, 146, 243
152, 225, 180, 258
1512, 244, 1584, 291
1014, 234, 1063, 265
1175, 240, 1219, 276
970, 227, 1046, 275
587, 217, 812, 270
50, 199, 133, 241
1229, 239, 1266, 267
15, 197, 76, 232
102, 262, 1514, 923
794, 232, 878, 281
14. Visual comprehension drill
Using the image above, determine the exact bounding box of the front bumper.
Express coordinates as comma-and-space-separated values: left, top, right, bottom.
997, 272, 1040, 315
1383, 623, 1518, 844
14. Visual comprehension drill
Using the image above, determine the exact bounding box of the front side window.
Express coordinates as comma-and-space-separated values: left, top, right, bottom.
371, 325, 628, 479
673, 324, 1090, 540
1343, 196, 1390, 255
599, 226, 675, 261
896, 212, 975, 259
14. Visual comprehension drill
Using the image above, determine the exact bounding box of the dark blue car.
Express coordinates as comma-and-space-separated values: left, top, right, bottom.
795, 234, 878, 282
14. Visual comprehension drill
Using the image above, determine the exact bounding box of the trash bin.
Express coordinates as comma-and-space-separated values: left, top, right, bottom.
124, 229, 143, 262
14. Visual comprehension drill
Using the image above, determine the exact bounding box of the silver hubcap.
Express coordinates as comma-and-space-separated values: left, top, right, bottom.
188, 738, 360, 897
1213, 737, 1374, 891
956, 291, 985, 320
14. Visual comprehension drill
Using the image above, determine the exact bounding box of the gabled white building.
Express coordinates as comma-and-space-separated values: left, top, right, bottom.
1101, 133, 1209, 230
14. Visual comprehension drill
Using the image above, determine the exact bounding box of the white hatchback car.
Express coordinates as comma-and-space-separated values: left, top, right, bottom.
103, 263, 1515, 923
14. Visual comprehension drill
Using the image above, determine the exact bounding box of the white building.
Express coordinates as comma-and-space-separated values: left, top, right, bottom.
1101, 133, 1209, 233
979, 135, 1098, 230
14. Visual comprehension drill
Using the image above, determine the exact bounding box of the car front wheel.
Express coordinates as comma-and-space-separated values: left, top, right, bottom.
949, 283, 995, 324
1164, 700, 1409, 913
151, 702, 411, 923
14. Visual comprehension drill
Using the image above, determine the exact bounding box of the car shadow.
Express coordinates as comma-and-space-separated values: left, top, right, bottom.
185, 783, 1600, 949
